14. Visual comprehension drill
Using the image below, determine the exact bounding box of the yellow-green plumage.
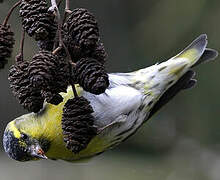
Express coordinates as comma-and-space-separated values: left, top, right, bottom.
3, 34, 219, 162
8, 86, 109, 161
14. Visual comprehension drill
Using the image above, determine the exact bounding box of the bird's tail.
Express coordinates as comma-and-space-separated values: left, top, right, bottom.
132, 34, 218, 101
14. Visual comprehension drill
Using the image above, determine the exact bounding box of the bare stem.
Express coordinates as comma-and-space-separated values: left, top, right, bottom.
63, 0, 72, 25
52, 46, 62, 55
62, 41, 75, 65
3, 1, 21, 26
50, 0, 62, 47
20, 29, 25, 61
65, 0, 70, 12
16, 29, 25, 63
72, 84, 78, 97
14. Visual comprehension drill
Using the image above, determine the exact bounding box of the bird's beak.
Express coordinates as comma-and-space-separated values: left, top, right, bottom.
30, 144, 48, 160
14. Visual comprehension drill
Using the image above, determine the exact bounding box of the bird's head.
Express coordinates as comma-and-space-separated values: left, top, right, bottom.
3, 118, 48, 162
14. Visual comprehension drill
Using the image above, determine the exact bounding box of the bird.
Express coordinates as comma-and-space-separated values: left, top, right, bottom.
3, 34, 219, 162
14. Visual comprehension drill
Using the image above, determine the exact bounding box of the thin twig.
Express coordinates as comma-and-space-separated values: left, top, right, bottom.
65, 0, 72, 14
16, 29, 25, 63
62, 41, 74, 65
52, 46, 62, 55
20, 29, 25, 61
62, 0, 72, 25
3, 1, 21, 26
65, 0, 70, 11
50, 0, 62, 47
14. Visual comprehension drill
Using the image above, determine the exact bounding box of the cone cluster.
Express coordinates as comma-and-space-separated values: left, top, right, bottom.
5, 2, 109, 153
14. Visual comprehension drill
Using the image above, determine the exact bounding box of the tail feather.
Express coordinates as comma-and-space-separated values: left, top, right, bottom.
192, 48, 218, 67
138, 34, 209, 96
134, 34, 219, 120
147, 36, 219, 119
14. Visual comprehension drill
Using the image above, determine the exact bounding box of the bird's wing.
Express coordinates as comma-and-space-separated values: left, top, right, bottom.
81, 84, 146, 151
83, 85, 143, 127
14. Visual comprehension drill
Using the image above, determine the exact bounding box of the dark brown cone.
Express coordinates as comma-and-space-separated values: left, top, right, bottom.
37, 9, 58, 51
90, 42, 107, 64
0, 24, 15, 68
62, 96, 97, 153
28, 51, 71, 105
41, 90, 63, 105
63, 8, 102, 61
75, 58, 109, 95
8, 56, 44, 113
37, 32, 56, 51
19, 0, 57, 42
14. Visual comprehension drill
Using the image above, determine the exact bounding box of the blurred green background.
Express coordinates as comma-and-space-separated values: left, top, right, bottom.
0, 0, 220, 180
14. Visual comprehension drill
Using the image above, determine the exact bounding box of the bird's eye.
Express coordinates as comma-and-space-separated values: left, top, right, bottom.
21, 133, 28, 140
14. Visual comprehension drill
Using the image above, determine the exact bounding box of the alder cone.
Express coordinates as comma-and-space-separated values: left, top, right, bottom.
37, 8, 58, 51
8, 57, 44, 113
37, 31, 57, 51
28, 51, 71, 105
75, 58, 109, 95
90, 42, 107, 64
0, 24, 15, 68
19, 0, 57, 41
28, 51, 58, 88
62, 96, 97, 153
63, 8, 107, 63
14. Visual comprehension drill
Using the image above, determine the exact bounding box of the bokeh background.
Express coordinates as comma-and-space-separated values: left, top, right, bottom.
0, 0, 220, 180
